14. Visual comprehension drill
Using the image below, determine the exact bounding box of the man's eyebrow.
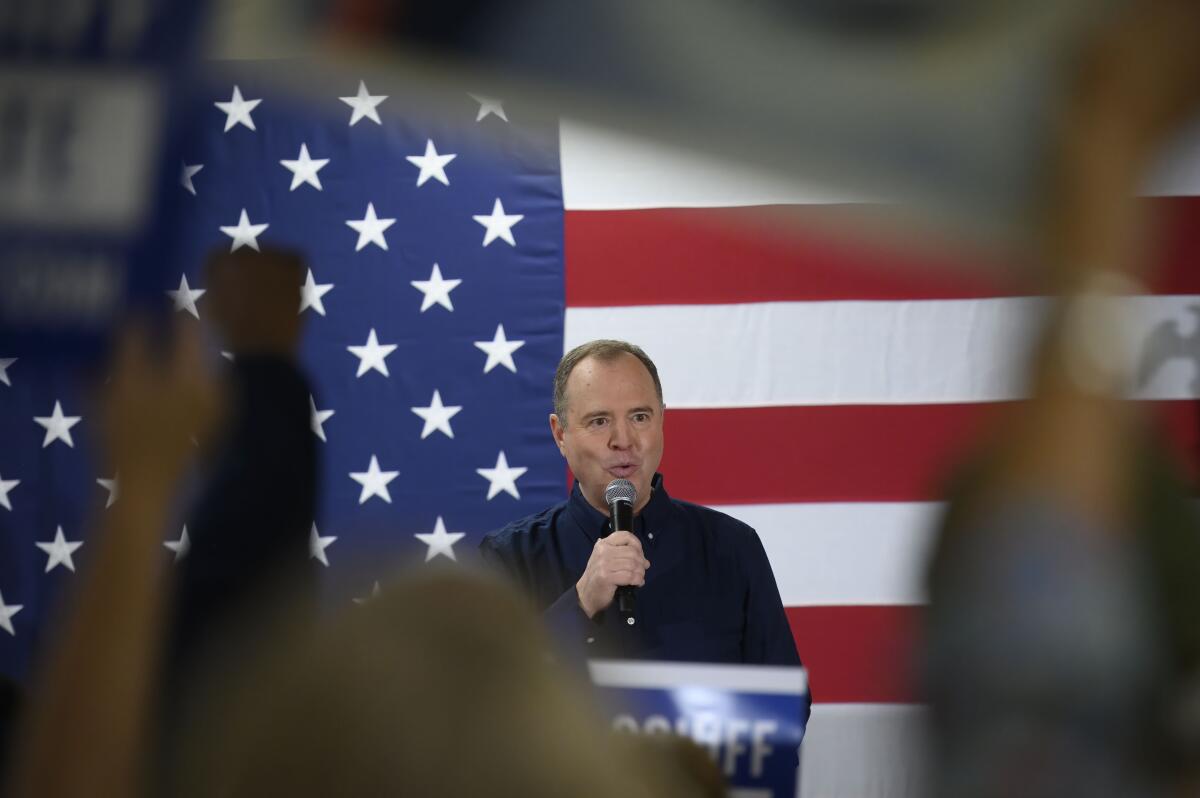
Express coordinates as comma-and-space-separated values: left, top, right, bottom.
630, 405, 657, 415
579, 410, 611, 422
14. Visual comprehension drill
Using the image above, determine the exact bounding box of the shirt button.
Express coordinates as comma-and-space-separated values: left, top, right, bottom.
586, 637, 595, 644
647, 532, 654, 540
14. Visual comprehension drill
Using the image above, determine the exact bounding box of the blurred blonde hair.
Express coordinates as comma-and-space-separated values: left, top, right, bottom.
168, 566, 685, 798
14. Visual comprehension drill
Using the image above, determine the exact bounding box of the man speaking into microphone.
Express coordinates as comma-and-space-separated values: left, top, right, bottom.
480, 340, 804, 672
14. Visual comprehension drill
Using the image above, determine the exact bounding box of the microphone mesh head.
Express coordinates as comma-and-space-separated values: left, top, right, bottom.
605, 478, 637, 505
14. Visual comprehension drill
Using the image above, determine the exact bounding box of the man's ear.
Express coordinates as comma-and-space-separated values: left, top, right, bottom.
549, 413, 567, 456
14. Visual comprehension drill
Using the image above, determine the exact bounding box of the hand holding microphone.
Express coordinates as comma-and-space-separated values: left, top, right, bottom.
575, 479, 648, 622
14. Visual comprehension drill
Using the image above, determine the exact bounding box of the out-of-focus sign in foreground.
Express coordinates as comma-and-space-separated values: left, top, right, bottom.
304, 0, 1111, 251
0, 1, 207, 360
590, 660, 809, 798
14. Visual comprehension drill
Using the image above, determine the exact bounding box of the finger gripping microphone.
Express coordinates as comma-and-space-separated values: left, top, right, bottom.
605, 479, 638, 625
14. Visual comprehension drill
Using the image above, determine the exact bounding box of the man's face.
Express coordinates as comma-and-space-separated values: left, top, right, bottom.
550, 353, 664, 515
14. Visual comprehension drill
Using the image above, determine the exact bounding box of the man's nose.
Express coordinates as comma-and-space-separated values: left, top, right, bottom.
608, 418, 633, 449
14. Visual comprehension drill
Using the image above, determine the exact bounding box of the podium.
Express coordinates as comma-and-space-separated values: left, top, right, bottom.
589, 659, 809, 798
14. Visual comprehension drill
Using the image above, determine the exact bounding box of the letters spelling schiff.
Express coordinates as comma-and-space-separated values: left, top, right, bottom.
481, 340, 806, 676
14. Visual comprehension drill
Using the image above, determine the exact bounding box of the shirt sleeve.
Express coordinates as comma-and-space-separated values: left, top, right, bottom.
480, 534, 598, 660
740, 526, 811, 715
544, 585, 599, 649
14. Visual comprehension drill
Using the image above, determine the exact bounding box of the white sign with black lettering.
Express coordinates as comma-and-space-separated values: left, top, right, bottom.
0, 67, 163, 232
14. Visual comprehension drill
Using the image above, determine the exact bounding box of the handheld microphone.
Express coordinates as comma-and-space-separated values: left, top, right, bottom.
604, 478, 638, 625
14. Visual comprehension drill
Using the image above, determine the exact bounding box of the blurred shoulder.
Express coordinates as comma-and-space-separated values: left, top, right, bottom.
481, 500, 570, 553
670, 497, 757, 539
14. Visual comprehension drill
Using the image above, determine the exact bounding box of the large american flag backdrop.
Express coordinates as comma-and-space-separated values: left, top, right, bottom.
3, 71, 1200, 797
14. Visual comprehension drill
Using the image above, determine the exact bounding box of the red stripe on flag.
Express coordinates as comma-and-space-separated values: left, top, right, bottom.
661, 404, 1007, 504
661, 401, 1199, 505
1153, 399, 1200, 483
565, 199, 1200, 307
1152, 196, 1200, 296
787, 605, 923, 704
565, 206, 1017, 306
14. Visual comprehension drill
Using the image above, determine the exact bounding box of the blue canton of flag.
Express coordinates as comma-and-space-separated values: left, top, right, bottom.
0, 68, 568, 680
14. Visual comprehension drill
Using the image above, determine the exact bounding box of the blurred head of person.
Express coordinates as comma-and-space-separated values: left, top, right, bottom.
167, 566, 688, 798
204, 247, 306, 357
613, 731, 728, 798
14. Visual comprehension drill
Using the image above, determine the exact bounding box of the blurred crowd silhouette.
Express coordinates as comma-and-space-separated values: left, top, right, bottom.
924, 1, 1200, 796
0, 246, 711, 798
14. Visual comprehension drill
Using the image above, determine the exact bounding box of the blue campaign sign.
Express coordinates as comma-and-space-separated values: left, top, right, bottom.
589, 660, 809, 798
0, 1, 208, 362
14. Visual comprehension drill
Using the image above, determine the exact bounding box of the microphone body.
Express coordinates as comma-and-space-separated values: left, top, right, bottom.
605, 479, 638, 624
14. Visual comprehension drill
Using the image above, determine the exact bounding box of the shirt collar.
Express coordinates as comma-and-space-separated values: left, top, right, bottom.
567, 473, 672, 543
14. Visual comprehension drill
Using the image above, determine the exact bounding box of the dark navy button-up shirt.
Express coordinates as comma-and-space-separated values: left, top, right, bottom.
480, 474, 804, 673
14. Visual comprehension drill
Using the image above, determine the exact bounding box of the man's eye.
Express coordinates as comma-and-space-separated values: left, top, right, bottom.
632, 413, 649, 423
588, 417, 608, 428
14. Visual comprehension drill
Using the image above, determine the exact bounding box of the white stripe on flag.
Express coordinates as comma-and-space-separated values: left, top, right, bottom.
564, 296, 1200, 407
563, 120, 1200, 207
560, 119, 862, 210
714, 502, 942, 607
800, 704, 931, 798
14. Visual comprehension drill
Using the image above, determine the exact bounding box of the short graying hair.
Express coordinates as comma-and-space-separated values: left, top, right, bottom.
553, 340, 663, 422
